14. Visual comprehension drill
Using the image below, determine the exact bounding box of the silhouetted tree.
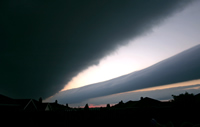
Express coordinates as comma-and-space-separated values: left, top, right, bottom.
119, 100, 124, 105
172, 92, 195, 107
106, 104, 110, 108
115, 100, 124, 108
84, 103, 89, 110
39, 97, 42, 103
55, 100, 58, 104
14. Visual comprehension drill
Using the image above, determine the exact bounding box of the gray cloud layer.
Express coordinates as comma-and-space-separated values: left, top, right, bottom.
48, 44, 200, 104
0, 0, 193, 99
70, 84, 200, 107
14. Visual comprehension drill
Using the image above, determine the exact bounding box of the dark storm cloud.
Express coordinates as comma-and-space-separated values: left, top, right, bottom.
0, 0, 193, 99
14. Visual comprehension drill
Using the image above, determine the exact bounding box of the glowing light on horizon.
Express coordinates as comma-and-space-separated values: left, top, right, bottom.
86, 79, 200, 106
130, 79, 200, 93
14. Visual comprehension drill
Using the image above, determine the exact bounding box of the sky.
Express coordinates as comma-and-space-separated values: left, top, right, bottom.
69, 79, 200, 107
45, 44, 200, 106
62, 0, 200, 91
0, 0, 200, 103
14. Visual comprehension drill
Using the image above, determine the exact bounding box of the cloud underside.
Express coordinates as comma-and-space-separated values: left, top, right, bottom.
47, 44, 200, 104
0, 0, 193, 99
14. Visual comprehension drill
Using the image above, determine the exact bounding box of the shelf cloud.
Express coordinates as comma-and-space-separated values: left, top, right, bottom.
0, 0, 194, 99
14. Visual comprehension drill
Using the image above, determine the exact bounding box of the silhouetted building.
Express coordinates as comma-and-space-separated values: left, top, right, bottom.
0, 94, 68, 111
37, 103, 52, 111
15, 99, 38, 111
112, 97, 161, 109
55, 100, 58, 104
136, 97, 161, 107
0, 94, 20, 111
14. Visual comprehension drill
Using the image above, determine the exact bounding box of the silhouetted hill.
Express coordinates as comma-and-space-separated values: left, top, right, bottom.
51, 44, 200, 104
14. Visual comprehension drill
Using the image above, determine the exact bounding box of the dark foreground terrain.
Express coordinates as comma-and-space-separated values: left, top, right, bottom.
1, 92, 200, 126
1, 106, 200, 127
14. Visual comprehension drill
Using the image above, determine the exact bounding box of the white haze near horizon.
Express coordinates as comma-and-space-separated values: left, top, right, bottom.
69, 79, 200, 107
61, 1, 200, 92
